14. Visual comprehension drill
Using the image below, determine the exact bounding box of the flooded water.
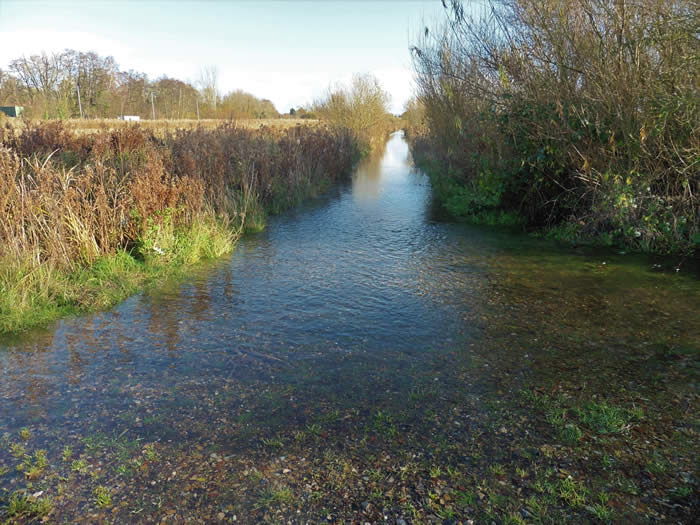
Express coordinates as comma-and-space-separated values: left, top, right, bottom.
1, 132, 698, 523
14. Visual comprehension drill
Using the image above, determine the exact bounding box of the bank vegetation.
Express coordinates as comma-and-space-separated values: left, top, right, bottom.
0, 122, 359, 333
410, 0, 698, 254
314, 73, 400, 153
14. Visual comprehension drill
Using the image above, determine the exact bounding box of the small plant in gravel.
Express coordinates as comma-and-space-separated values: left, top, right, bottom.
93, 486, 112, 508
560, 423, 583, 443
668, 485, 692, 500
19, 428, 31, 442
256, 485, 293, 509
456, 490, 474, 506
23, 449, 48, 480
143, 443, 159, 461
590, 502, 615, 522
3, 491, 53, 520
9, 442, 25, 459
576, 401, 641, 434
62, 446, 73, 462
558, 478, 587, 507
71, 458, 88, 474
488, 463, 505, 476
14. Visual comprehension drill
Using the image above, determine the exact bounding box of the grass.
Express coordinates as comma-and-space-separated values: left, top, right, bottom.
70, 459, 88, 474
4, 117, 319, 136
576, 401, 642, 434
93, 486, 112, 508
256, 485, 294, 509
2, 491, 53, 520
0, 121, 359, 335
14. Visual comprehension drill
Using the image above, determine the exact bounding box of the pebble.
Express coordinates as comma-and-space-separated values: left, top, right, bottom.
396, 519, 408, 525
217, 512, 225, 520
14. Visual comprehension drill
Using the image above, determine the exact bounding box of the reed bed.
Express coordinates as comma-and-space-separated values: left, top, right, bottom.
1, 118, 319, 136
0, 121, 358, 333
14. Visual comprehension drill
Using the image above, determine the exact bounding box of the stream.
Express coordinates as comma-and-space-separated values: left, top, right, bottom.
1, 132, 698, 523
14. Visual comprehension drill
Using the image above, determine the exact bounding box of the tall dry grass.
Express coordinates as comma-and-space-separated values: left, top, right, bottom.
0, 120, 358, 332
2, 118, 319, 136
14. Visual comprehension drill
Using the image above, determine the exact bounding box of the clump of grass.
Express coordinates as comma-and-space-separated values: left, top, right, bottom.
255, 485, 294, 509
558, 478, 587, 507
93, 485, 112, 508
576, 401, 641, 434
143, 443, 159, 461
9, 442, 25, 458
3, 491, 53, 520
71, 458, 88, 474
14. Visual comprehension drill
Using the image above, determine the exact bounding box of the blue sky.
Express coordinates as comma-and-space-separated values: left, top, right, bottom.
0, 0, 447, 113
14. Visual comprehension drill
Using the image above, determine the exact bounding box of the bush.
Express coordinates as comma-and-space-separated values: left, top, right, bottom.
410, 0, 698, 253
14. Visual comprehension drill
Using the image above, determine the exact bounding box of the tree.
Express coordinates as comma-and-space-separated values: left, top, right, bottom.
198, 65, 219, 114
315, 73, 392, 145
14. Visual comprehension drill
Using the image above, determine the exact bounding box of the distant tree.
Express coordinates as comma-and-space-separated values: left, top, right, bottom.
198, 65, 219, 115
315, 73, 392, 144
289, 108, 296, 116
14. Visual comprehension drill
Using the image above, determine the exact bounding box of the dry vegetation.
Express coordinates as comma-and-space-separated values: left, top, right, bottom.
410, 0, 698, 254
0, 121, 358, 333
2, 117, 318, 135
314, 74, 401, 153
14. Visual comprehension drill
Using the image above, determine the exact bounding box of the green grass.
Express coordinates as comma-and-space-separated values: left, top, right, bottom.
256, 485, 294, 509
0, 217, 234, 335
3, 491, 53, 520
576, 401, 642, 434
93, 485, 112, 508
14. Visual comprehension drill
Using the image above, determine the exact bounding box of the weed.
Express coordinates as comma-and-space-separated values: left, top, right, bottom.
19, 428, 31, 442
456, 490, 474, 506
256, 485, 294, 509
576, 401, 640, 434
262, 436, 284, 449
4, 491, 53, 519
488, 463, 505, 476
558, 478, 587, 507
71, 458, 88, 474
429, 465, 442, 478
93, 485, 112, 508
62, 446, 73, 462
668, 485, 692, 500
590, 503, 615, 522
503, 513, 526, 525
560, 423, 583, 443
143, 443, 159, 461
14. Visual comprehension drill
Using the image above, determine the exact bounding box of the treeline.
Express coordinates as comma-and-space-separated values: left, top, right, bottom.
0, 50, 279, 119
0, 122, 359, 332
410, 0, 698, 254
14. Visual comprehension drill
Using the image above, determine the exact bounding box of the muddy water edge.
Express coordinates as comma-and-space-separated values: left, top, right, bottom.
1, 132, 698, 523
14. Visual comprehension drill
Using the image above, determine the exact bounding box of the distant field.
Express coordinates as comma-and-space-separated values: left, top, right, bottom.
2, 118, 319, 135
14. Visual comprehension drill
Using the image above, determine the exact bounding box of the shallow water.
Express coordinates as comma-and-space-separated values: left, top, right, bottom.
1, 132, 698, 521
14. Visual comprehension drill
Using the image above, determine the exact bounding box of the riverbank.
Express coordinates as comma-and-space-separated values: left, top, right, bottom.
407, 133, 699, 256
408, 0, 698, 256
0, 122, 360, 334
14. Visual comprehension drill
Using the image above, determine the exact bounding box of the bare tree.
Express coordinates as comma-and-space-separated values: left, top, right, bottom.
198, 65, 219, 113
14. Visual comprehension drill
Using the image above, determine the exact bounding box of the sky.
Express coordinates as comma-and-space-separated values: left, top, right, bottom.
0, 0, 447, 114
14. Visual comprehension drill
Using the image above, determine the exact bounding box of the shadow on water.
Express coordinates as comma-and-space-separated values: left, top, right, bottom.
1, 132, 698, 522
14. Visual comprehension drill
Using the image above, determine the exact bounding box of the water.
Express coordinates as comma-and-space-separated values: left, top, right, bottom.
1, 132, 698, 522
